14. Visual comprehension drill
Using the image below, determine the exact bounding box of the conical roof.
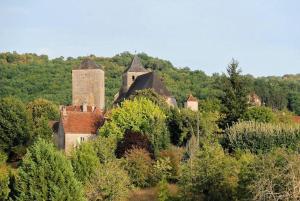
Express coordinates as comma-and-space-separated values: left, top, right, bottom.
124, 55, 148, 73
79, 58, 102, 69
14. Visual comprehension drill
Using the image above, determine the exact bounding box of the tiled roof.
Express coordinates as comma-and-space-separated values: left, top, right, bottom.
293, 116, 300, 124
124, 55, 148, 73
187, 94, 198, 102
61, 107, 104, 134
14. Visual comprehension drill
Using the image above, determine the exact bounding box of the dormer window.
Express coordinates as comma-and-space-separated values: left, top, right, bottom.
132, 75, 135, 81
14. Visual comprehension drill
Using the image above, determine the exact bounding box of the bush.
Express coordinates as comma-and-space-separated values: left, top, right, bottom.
0, 151, 7, 164
242, 106, 275, 123
71, 142, 99, 184
159, 147, 184, 181
152, 157, 173, 184
124, 148, 153, 187
179, 141, 240, 201
85, 161, 131, 201
238, 148, 300, 200
116, 130, 154, 158
27, 98, 59, 121
157, 178, 170, 201
0, 164, 10, 200
225, 121, 300, 153
92, 136, 117, 163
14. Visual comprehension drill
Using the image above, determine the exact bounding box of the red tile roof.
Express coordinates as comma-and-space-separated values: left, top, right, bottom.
61, 107, 104, 134
293, 116, 300, 124
187, 94, 198, 102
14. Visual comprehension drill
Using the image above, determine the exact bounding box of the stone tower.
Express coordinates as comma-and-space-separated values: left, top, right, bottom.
72, 58, 105, 110
121, 55, 148, 94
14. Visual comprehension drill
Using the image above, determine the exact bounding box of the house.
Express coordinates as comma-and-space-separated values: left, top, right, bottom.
184, 94, 198, 111
114, 55, 177, 107
56, 59, 105, 153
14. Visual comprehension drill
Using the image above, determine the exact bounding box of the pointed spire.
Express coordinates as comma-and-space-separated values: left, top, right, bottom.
79, 58, 102, 69
124, 55, 148, 73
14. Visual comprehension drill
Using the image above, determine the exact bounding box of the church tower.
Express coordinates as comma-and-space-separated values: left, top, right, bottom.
72, 58, 105, 110
121, 55, 148, 94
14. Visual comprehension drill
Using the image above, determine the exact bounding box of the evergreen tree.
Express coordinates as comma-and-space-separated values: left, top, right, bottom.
15, 139, 86, 201
220, 59, 249, 128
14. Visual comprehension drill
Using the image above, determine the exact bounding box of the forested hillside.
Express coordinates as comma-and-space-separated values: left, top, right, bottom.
1, 51, 300, 113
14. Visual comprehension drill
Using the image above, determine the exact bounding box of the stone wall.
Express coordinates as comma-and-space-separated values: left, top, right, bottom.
72, 69, 105, 109
64, 133, 96, 154
122, 72, 148, 93
185, 101, 198, 111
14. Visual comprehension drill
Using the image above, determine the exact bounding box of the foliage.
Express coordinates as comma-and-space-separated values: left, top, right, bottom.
27, 98, 59, 122
242, 106, 276, 123
124, 148, 153, 187
159, 147, 184, 181
116, 130, 153, 158
0, 97, 32, 160
238, 148, 300, 201
179, 141, 240, 201
225, 121, 300, 153
0, 150, 7, 164
100, 98, 169, 153
199, 98, 221, 113
0, 164, 10, 200
288, 92, 300, 115
32, 116, 53, 141
219, 59, 249, 128
15, 139, 86, 201
167, 108, 198, 146
92, 135, 117, 164
71, 141, 99, 184
152, 157, 173, 184
157, 178, 170, 201
85, 161, 131, 201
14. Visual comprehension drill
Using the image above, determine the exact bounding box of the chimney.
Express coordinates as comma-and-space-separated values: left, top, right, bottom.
83, 102, 87, 112
62, 106, 67, 116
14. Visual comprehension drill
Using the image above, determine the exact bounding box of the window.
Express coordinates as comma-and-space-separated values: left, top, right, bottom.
132, 75, 135, 81
80, 137, 85, 142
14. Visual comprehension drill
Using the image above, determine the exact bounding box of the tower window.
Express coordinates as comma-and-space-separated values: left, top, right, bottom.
132, 75, 135, 81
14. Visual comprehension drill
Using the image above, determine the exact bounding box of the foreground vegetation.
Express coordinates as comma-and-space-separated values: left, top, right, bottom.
1, 52, 300, 200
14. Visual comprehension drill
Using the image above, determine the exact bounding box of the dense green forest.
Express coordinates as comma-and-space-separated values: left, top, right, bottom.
1, 51, 300, 114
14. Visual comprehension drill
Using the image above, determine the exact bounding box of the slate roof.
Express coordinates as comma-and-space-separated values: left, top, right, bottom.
77, 58, 102, 70
124, 55, 148, 73
61, 106, 104, 134
115, 72, 172, 103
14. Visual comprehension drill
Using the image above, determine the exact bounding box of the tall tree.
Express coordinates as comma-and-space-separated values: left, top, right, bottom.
0, 97, 32, 160
220, 59, 249, 128
15, 139, 86, 201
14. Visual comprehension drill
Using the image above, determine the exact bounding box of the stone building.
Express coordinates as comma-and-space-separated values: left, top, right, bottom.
57, 105, 104, 153
184, 94, 199, 111
114, 55, 177, 107
57, 59, 104, 153
72, 59, 105, 110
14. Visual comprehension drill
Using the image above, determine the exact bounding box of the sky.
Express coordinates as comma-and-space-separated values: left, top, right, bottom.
0, 0, 299, 76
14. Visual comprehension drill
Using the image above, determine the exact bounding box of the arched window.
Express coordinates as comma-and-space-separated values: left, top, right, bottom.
132, 75, 135, 81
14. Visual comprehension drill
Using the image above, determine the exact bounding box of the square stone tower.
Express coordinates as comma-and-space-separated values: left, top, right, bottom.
72, 59, 105, 110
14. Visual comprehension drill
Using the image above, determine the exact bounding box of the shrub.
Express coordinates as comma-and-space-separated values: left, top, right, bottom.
116, 130, 154, 158
152, 157, 173, 184
70, 142, 99, 184
159, 146, 184, 181
124, 148, 153, 187
85, 161, 131, 201
238, 148, 300, 200
0, 164, 10, 200
225, 121, 300, 153
242, 106, 275, 123
26, 98, 59, 121
0, 151, 7, 164
179, 141, 240, 201
92, 135, 117, 163
157, 178, 170, 201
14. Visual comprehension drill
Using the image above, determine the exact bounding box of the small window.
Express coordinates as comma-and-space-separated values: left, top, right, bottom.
80, 137, 85, 142
132, 75, 135, 81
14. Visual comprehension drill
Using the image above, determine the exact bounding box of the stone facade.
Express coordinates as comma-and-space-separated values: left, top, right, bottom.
72, 69, 105, 110
121, 71, 148, 94
184, 94, 198, 111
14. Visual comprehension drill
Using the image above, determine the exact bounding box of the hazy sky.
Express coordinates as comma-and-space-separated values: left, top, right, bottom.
1, 0, 299, 76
